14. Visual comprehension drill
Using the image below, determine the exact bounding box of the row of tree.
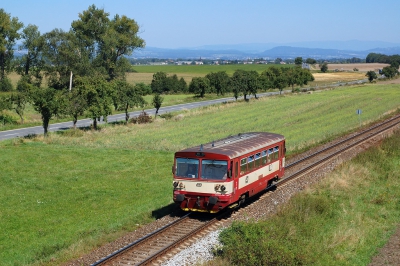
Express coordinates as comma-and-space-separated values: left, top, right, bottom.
366, 53, 400, 66
150, 66, 315, 100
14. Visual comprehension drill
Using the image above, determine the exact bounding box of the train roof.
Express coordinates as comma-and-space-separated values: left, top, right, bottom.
175, 132, 285, 159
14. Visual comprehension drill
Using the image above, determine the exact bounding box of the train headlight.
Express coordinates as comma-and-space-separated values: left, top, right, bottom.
220, 185, 226, 191
214, 184, 220, 191
178, 182, 185, 189
173, 181, 178, 188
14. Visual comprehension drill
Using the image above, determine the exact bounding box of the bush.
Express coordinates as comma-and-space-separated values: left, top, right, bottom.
159, 112, 174, 120
0, 78, 13, 92
130, 111, 152, 124
0, 113, 18, 125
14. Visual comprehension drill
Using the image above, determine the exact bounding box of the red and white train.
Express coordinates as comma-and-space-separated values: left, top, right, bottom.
172, 132, 286, 213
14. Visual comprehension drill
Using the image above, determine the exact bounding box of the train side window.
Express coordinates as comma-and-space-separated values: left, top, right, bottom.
240, 158, 247, 174
274, 146, 279, 160
255, 152, 261, 168
248, 155, 255, 171
262, 150, 267, 165
268, 148, 273, 162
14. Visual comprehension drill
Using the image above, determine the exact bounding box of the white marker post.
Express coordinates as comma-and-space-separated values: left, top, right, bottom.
356, 109, 362, 127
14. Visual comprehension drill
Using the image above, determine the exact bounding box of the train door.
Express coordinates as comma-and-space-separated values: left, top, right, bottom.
233, 160, 239, 200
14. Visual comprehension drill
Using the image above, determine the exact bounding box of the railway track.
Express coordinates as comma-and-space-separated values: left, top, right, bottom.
91, 211, 229, 266
277, 114, 400, 187
91, 114, 400, 266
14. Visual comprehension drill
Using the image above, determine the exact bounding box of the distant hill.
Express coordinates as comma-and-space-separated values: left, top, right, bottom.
132, 40, 400, 60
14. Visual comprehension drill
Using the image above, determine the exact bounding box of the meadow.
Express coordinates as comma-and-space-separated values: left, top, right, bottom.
0, 81, 399, 264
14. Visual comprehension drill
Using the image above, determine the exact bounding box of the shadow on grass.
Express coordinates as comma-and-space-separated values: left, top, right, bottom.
24, 133, 38, 139
151, 203, 184, 219
108, 120, 127, 126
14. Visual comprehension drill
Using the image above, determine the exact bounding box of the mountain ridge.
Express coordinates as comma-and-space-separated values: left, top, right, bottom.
133, 40, 400, 59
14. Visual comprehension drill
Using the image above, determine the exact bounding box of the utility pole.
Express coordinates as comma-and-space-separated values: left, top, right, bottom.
69, 71, 73, 91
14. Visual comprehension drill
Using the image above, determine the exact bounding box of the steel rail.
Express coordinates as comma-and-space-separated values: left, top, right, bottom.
280, 118, 399, 186
286, 114, 400, 169
91, 213, 191, 265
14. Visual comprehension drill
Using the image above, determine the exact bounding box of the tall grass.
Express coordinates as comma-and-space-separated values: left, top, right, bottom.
0, 83, 399, 265
216, 130, 400, 265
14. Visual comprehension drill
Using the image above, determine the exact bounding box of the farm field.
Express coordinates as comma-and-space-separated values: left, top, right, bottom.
326, 63, 389, 72
0, 82, 399, 265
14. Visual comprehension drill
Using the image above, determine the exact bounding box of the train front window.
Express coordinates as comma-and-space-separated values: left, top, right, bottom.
176, 158, 199, 178
201, 160, 228, 180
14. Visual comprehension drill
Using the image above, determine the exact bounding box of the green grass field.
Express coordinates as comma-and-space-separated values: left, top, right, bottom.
214, 129, 400, 265
0, 83, 399, 265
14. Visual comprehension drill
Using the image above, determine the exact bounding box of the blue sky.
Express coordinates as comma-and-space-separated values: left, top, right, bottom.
2, 0, 400, 49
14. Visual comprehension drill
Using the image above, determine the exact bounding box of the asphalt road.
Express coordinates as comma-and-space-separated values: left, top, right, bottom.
0, 91, 284, 141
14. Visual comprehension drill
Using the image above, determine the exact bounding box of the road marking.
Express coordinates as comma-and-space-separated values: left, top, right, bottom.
4, 133, 18, 136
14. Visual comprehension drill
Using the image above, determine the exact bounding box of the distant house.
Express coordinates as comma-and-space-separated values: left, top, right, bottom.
302, 63, 310, 70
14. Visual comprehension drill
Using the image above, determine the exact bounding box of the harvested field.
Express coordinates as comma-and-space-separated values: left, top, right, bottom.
312, 72, 365, 83
326, 63, 389, 72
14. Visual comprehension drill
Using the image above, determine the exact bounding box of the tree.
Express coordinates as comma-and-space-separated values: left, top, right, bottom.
65, 87, 88, 129
10, 92, 28, 124
259, 66, 281, 92
165, 74, 180, 93
0, 94, 11, 113
230, 70, 247, 100
151, 71, 168, 94
152, 94, 164, 117
133, 82, 152, 96
294, 57, 303, 66
189, 77, 210, 98
178, 77, 188, 93
365, 71, 377, 83
294, 68, 314, 89
0, 9, 23, 91
42, 29, 81, 90
15, 24, 45, 88
247, 70, 260, 98
68, 5, 145, 82
381, 66, 398, 79
112, 79, 146, 123
319, 62, 328, 73
28, 87, 64, 136
274, 58, 282, 64
230, 70, 259, 101
305, 58, 317, 65
96, 13, 145, 80
390, 61, 399, 70
273, 75, 287, 95
74, 76, 113, 129
206, 71, 230, 95
228, 78, 241, 101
